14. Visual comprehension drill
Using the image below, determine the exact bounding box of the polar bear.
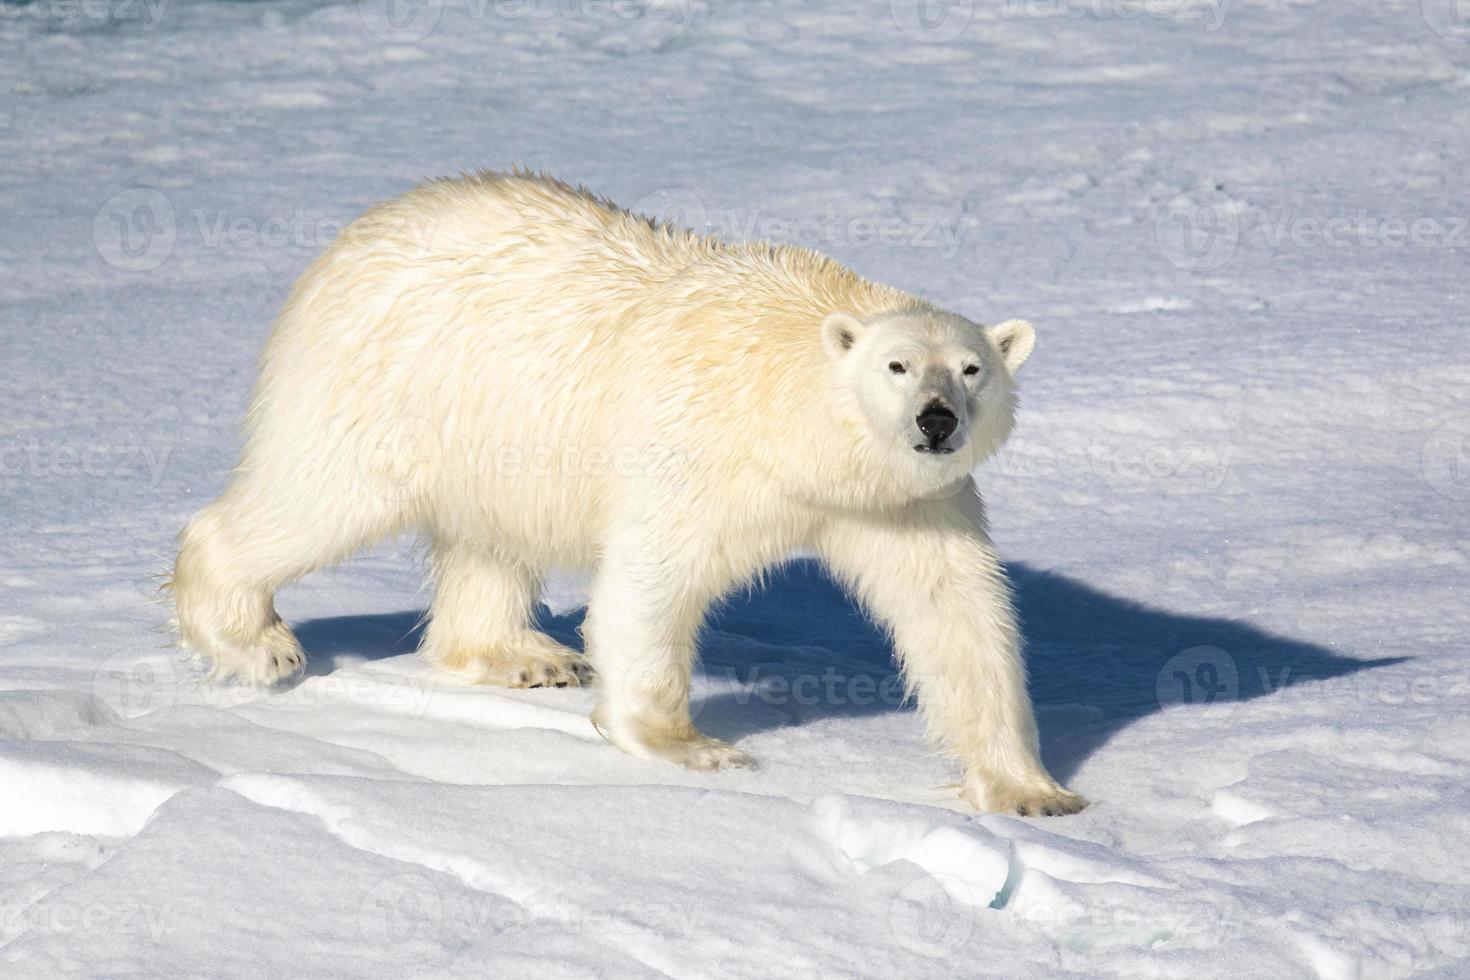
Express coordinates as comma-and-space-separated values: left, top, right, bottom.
170, 171, 1084, 815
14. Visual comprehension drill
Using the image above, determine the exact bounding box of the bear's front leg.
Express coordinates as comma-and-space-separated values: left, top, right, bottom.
819, 484, 1085, 816
584, 514, 754, 772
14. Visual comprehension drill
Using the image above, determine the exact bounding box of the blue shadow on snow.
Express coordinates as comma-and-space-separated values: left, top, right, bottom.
292, 558, 1402, 784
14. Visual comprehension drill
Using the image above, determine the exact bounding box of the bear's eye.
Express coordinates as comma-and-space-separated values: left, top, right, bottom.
888, 361, 906, 375
963, 364, 980, 376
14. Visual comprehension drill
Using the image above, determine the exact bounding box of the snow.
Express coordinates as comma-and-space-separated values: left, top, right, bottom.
2, 0, 1469, 975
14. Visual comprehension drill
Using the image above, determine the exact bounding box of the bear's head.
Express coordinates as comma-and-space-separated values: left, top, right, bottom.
821, 308, 1035, 496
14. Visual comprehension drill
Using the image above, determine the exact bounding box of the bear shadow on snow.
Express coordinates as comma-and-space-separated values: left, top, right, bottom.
291, 559, 1402, 783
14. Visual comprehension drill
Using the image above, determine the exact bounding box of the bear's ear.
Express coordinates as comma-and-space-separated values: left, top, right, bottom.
821, 312, 864, 360
988, 319, 1036, 372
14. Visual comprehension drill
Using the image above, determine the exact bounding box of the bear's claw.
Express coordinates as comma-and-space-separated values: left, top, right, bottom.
963, 774, 1088, 816
455, 639, 589, 689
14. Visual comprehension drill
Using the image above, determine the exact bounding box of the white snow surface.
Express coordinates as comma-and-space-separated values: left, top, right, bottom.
3, 1, 1470, 976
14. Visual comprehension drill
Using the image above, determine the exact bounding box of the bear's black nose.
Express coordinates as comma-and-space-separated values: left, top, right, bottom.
916, 402, 958, 444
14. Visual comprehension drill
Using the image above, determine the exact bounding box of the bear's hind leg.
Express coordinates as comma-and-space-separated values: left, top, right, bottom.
420, 541, 586, 688
172, 479, 397, 684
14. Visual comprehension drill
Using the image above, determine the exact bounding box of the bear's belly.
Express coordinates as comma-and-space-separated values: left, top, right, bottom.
409, 447, 619, 568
